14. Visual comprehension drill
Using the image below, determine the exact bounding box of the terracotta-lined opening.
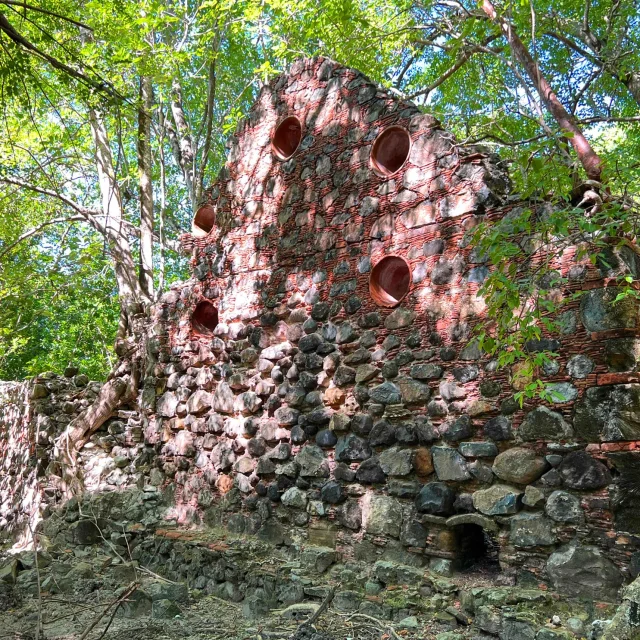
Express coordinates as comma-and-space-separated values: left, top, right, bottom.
369, 256, 411, 307
192, 204, 216, 237
453, 524, 500, 573
192, 301, 219, 335
370, 126, 411, 177
272, 116, 302, 160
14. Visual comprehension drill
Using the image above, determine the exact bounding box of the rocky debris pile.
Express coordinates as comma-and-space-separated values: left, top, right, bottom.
0, 530, 628, 640
1, 488, 635, 639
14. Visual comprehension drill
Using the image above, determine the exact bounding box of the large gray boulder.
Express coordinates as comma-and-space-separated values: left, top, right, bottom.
473, 485, 522, 516
545, 490, 584, 524
546, 544, 623, 601
295, 445, 329, 477
366, 495, 402, 538
518, 406, 573, 441
509, 513, 556, 547
580, 287, 640, 332
432, 447, 471, 481
558, 451, 611, 490
492, 448, 547, 484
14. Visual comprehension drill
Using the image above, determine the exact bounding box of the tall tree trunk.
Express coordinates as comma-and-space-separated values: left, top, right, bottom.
55, 110, 149, 493
170, 78, 195, 208
88, 108, 145, 309
157, 103, 168, 300
621, 72, 640, 109
482, 0, 604, 183
195, 58, 217, 205
138, 76, 154, 299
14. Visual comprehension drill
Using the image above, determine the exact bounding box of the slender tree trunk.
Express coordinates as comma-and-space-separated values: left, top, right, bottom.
55, 110, 149, 492
170, 78, 195, 208
482, 0, 604, 182
621, 72, 640, 108
138, 76, 154, 299
195, 58, 217, 205
157, 104, 167, 300
88, 108, 144, 308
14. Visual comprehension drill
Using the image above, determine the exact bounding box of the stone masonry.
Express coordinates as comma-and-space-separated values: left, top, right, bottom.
4, 57, 640, 605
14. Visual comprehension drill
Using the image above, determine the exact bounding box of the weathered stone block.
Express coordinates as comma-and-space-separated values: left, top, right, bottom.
546, 544, 623, 601
574, 384, 640, 441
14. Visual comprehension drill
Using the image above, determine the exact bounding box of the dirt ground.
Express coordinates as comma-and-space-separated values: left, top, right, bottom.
0, 586, 477, 640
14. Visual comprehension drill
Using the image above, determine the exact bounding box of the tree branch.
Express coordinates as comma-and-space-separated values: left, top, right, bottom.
0, 175, 103, 220
0, 215, 83, 261
0, 12, 122, 99
170, 77, 195, 209
481, 0, 604, 182
0, 1, 91, 30
407, 34, 503, 100
137, 75, 154, 299
195, 56, 217, 205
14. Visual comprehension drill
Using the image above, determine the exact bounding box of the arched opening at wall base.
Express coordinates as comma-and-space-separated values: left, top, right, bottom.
452, 523, 501, 574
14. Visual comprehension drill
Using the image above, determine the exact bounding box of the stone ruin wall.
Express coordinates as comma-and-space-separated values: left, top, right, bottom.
145, 57, 640, 594
4, 57, 640, 602
0, 374, 147, 538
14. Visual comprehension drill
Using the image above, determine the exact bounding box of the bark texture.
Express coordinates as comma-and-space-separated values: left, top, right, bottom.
138, 75, 154, 300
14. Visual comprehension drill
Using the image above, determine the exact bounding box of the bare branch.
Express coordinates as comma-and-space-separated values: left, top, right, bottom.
570, 66, 602, 114
0, 12, 122, 99
482, 0, 604, 182
137, 76, 154, 298
0, 175, 102, 219
195, 56, 217, 205
170, 77, 195, 208
408, 44, 483, 100
543, 30, 601, 67
577, 115, 640, 124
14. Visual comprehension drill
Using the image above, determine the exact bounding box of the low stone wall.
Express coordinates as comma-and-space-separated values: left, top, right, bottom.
0, 380, 38, 536
4, 487, 620, 638
0, 372, 145, 539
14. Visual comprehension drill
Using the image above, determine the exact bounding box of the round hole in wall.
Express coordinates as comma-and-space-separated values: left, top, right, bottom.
192, 300, 219, 335
272, 116, 302, 160
192, 204, 216, 237
369, 255, 411, 307
370, 126, 411, 177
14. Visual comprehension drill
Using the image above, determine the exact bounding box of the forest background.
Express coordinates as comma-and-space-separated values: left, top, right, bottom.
0, 0, 638, 391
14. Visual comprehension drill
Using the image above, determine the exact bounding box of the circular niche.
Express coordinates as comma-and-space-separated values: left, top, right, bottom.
272, 116, 302, 160
370, 126, 411, 177
369, 255, 411, 307
192, 204, 216, 237
191, 300, 219, 335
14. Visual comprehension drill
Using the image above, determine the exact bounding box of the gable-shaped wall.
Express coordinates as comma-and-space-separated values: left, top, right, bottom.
14, 57, 638, 597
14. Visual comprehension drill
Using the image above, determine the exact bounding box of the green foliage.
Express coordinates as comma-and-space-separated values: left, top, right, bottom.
0, 218, 119, 380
